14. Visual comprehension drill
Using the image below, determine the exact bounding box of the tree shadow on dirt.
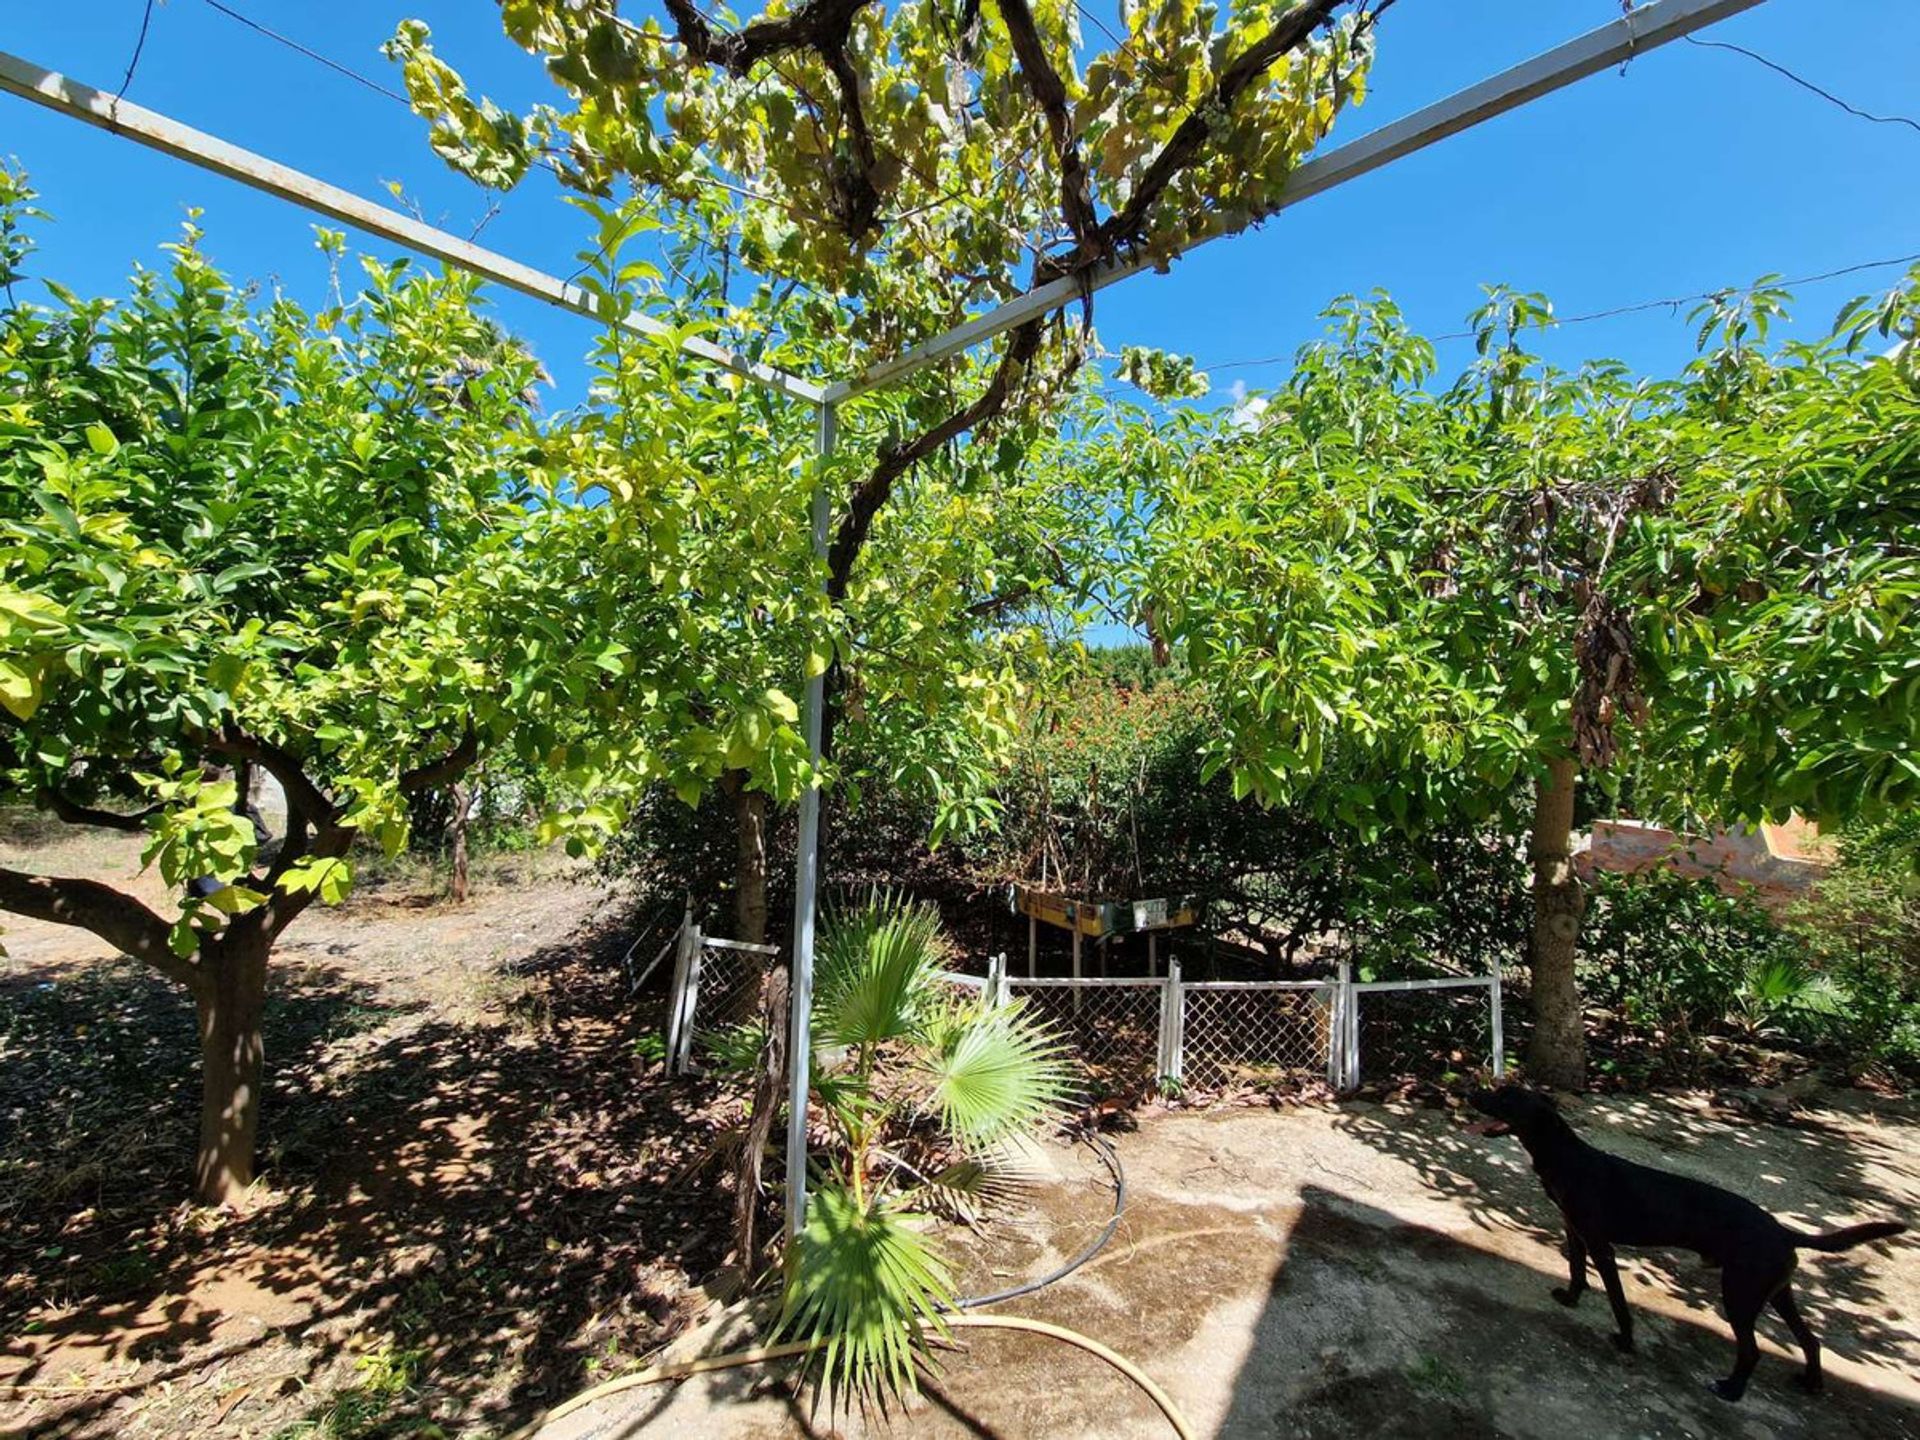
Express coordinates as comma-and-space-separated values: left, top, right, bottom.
1293, 1097, 1919, 1436
0, 957, 401, 1343
2, 906, 747, 1437
1212, 1182, 1919, 1439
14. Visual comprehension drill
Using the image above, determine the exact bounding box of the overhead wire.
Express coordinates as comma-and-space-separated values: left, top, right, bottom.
116, 0, 158, 101
1682, 35, 1920, 138
200, 0, 411, 105
1179, 250, 1920, 382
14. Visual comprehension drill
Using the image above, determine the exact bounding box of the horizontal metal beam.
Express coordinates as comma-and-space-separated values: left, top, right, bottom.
0, 51, 828, 407
824, 0, 1768, 404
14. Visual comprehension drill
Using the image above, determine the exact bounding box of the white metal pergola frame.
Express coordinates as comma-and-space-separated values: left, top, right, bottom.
0, 0, 1767, 1242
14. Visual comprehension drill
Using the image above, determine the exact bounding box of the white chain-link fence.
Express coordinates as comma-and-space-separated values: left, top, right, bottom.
1337, 970, 1506, 1090
665, 926, 1505, 1096
1176, 980, 1337, 1091
664, 925, 781, 1075
1005, 977, 1167, 1100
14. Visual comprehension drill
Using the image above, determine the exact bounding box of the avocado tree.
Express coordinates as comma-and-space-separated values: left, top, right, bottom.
523, 211, 1084, 936
1117, 271, 1920, 1087
386, 0, 1390, 741
0, 176, 586, 1202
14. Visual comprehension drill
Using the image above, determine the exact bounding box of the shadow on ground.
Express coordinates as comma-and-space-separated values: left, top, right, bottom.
1329, 1093, 1920, 1381
1, 906, 745, 1438
1216, 1183, 1918, 1439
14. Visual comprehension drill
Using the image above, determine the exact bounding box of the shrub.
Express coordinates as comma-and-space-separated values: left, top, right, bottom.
777, 892, 1073, 1402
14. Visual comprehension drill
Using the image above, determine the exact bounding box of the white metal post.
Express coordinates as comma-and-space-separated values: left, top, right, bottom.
1490, 957, 1506, 1078
1164, 956, 1186, 1083
785, 401, 835, 1245
673, 926, 706, 1075
1336, 960, 1356, 1092
1323, 974, 1340, 1090
664, 914, 694, 1073
1071, 926, 1083, 1013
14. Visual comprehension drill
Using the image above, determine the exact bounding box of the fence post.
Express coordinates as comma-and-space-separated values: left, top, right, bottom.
672, 926, 705, 1075
1323, 973, 1340, 1090
664, 915, 694, 1075
1161, 957, 1185, 1083
1335, 960, 1356, 1092
1489, 957, 1505, 1078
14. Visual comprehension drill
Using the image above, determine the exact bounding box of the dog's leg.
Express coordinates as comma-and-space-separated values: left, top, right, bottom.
1552, 1229, 1589, 1307
1769, 1285, 1821, 1394
1710, 1268, 1771, 1402
1591, 1244, 1635, 1353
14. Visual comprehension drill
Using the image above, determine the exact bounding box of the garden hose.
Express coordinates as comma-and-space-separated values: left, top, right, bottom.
507, 1131, 1137, 1440
499, 1313, 1195, 1440
954, 1128, 1127, 1309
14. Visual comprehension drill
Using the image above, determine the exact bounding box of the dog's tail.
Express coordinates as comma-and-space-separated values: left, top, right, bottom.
1794, 1220, 1907, 1252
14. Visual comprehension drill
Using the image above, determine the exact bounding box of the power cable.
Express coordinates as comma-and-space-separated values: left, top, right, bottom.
1683, 35, 1920, 138
1185, 250, 1920, 379
116, 0, 157, 101
200, 0, 411, 105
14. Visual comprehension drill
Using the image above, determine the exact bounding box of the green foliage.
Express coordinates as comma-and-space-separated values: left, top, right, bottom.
1780, 815, 1920, 1070
271, 1337, 433, 1440
1111, 269, 1920, 841
1631, 270, 1920, 823
0, 172, 573, 919
780, 892, 1071, 1404
971, 667, 1530, 976
1579, 871, 1786, 1043
1581, 859, 1919, 1080
917, 998, 1075, 1147
389, 2, 1375, 337
814, 891, 945, 1050
778, 1182, 955, 1403
523, 214, 1073, 857
1117, 346, 1210, 400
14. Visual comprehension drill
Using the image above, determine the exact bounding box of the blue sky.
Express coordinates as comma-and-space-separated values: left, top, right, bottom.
2, 1, 1917, 409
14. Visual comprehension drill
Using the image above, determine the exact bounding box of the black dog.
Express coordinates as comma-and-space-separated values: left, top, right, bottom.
1468, 1086, 1905, 1401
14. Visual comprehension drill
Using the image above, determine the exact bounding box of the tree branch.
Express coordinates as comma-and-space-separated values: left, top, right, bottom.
1101, 0, 1345, 249
663, 0, 885, 237
397, 719, 479, 795
0, 866, 198, 990
38, 789, 161, 833
994, 0, 1100, 262
827, 318, 1051, 603
664, 0, 871, 72
202, 727, 344, 843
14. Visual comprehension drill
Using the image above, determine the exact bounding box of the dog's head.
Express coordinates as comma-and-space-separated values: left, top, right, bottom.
1467, 1086, 1561, 1144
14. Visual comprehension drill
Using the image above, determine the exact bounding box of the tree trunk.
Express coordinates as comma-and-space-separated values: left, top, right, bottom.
730, 962, 789, 1269
449, 782, 471, 905
1526, 755, 1587, 1090
193, 932, 270, 1205
731, 778, 769, 946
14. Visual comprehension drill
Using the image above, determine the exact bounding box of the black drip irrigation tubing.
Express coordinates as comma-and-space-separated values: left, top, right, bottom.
950, 1127, 1127, 1310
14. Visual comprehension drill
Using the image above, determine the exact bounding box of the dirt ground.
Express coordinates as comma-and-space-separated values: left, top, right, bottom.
1, 826, 737, 1440
4, 824, 1917, 1439
550, 1091, 1920, 1440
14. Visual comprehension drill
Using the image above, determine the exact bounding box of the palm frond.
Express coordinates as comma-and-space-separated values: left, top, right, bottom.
917, 997, 1075, 1149
700, 1021, 764, 1076
776, 1182, 954, 1403
914, 1148, 1046, 1225
815, 890, 944, 1051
